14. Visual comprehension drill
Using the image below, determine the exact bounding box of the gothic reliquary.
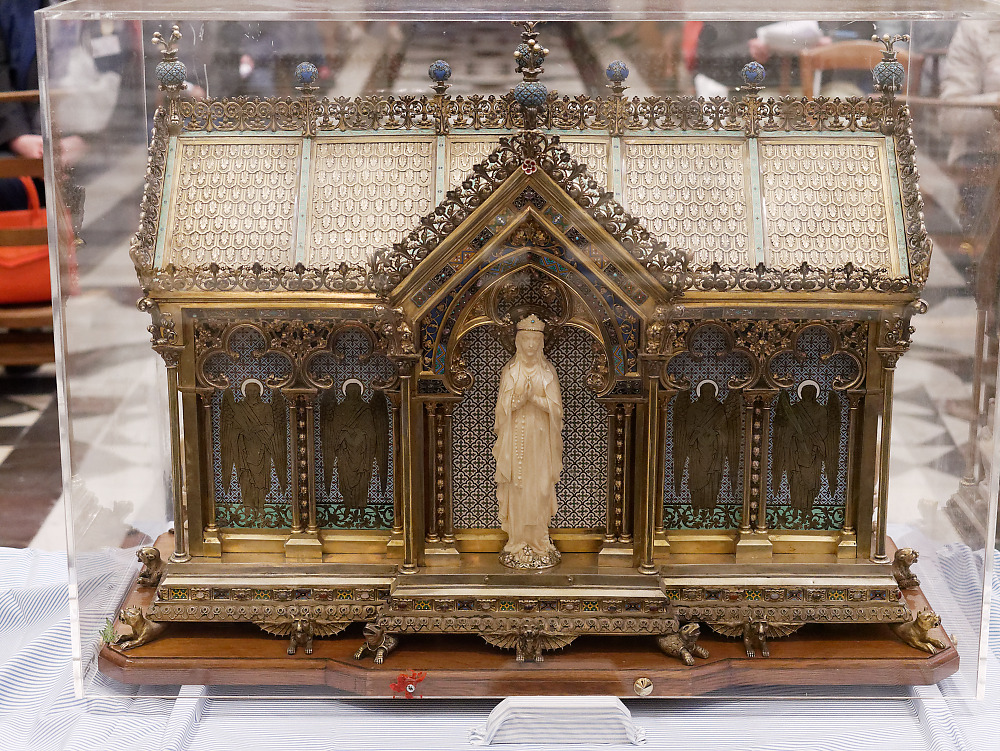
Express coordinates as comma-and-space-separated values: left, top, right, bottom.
120, 24, 954, 679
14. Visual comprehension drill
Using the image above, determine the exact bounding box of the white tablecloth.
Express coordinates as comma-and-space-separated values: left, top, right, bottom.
1, 527, 998, 751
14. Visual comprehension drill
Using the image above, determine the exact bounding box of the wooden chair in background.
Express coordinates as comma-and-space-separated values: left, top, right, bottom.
0, 89, 55, 374
799, 40, 924, 98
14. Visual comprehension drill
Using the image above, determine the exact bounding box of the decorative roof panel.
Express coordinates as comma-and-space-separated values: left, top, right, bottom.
305, 137, 436, 267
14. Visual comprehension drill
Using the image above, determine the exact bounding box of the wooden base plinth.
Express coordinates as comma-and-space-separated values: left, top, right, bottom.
99, 583, 958, 697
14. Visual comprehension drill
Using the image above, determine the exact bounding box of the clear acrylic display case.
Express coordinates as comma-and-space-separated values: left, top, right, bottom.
37, 0, 999, 700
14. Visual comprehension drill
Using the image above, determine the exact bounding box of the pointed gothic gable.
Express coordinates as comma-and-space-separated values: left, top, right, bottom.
379, 130, 690, 308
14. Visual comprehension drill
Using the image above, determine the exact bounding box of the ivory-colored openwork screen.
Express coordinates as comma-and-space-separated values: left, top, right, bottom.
163, 139, 302, 268
758, 139, 898, 274
621, 139, 752, 269
446, 136, 610, 191
306, 139, 436, 266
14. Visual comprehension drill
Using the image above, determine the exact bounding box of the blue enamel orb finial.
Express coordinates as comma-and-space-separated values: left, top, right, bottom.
872, 60, 904, 92
156, 59, 186, 87
513, 80, 548, 108
428, 59, 452, 83
294, 61, 319, 87
871, 33, 910, 96
740, 61, 766, 86
606, 60, 629, 84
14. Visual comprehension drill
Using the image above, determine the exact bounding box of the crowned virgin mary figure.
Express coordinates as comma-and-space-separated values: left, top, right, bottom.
492, 314, 563, 568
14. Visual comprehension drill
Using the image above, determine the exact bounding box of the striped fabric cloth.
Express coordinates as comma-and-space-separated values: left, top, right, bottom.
1, 528, 997, 751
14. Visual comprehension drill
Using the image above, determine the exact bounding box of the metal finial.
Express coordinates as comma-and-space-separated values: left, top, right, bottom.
871, 34, 909, 99
151, 25, 182, 60
510, 20, 548, 130
512, 21, 548, 82
428, 59, 452, 95
294, 61, 319, 94
606, 60, 629, 96
152, 25, 186, 93
873, 33, 910, 58
739, 61, 766, 95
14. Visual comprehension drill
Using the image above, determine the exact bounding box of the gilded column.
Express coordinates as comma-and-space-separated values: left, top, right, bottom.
620, 403, 635, 543
842, 391, 863, 535
162, 350, 188, 562
388, 391, 404, 538
425, 403, 440, 543
398, 362, 422, 574
198, 387, 221, 556
638, 369, 661, 574
874, 314, 913, 563
142, 297, 188, 563
738, 394, 756, 534
735, 389, 773, 560
440, 402, 456, 544
604, 404, 619, 543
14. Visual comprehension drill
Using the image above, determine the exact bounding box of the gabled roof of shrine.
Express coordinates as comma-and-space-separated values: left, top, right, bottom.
130, 27, 930, 300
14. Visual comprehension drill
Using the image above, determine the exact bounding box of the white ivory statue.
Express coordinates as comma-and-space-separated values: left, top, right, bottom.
492, 314, 563, 568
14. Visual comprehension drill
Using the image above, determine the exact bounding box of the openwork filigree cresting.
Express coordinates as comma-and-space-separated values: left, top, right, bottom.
687, 261, 913, 294
129, 107, 169, 272
138, 260, 385, 297
172, 92, 907, 138
647, 314, 868, 368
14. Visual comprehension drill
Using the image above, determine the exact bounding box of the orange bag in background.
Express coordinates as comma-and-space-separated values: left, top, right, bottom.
0, 176, 52, 305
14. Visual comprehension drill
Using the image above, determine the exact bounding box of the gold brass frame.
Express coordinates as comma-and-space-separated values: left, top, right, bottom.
133, 28, 931, 659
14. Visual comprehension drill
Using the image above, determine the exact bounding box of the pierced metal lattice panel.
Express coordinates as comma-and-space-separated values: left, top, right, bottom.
662, 327, 752, 530
310, 329, 396, 530
766, 327, 858, 530
452, 327, 607, 530
759, 140, 898, 273
207, 327, 294, 529
165, 139, 301, 268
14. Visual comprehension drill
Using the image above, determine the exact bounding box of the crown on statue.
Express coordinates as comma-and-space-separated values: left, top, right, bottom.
516, 314, 545, 332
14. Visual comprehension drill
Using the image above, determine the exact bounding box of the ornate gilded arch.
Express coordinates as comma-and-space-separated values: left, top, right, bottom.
417, 214, 643, 396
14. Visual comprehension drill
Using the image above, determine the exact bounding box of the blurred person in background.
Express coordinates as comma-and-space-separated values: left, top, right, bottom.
938, 19, 1000, 223
686, 20, 876, 97
0, 0, 97, 209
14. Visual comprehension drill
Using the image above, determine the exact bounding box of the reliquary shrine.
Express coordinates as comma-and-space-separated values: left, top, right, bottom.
113, 24, 956, 680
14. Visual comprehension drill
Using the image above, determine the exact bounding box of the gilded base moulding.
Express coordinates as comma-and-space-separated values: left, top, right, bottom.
99, 538, 959, 696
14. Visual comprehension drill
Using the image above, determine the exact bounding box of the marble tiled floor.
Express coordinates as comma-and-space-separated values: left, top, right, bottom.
0, 365, 60, 547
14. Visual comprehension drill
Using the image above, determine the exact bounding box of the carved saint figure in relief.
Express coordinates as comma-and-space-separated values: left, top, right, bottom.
321, 379, 390, 509
773, 382, 842, 513
492, 315, 564, 569
220, 380, 288, 520
673, 381, 742, 511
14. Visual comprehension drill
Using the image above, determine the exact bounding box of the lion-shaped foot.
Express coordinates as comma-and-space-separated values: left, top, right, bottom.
890, 609, 948, 654
353, 623, 399, 664
115, 606, 167, 650
892, 547, 921, 590
657, 623, 710, 666
135, 546, 165, 588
